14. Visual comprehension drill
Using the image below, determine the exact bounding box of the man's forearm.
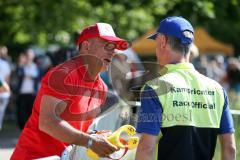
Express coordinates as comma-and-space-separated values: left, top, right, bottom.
219, 133, 236, 160
39, 116, 89, 147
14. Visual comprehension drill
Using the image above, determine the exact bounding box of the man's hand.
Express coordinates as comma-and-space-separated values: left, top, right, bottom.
89, 134, 118, 157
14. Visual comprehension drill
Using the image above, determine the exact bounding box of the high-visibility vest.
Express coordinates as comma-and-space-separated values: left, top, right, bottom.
145, 62, 224, 128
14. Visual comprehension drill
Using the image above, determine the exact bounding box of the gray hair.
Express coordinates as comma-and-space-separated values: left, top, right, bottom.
166, 34, 192, 55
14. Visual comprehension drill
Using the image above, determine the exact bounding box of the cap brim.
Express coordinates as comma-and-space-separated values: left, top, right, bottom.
100, 36, 129, 50
147, 33, 157, 40
100, 36, 124, 42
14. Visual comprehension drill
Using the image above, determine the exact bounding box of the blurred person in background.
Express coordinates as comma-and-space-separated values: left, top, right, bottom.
205, 55, 226, 84
0, 79, 10, 93
35, 54, 52, 89
15, 53, 27, 92
0, 45, 11, 130
15, 53, 27, 129
215, 55, 227, 84
16, 49, 39, 129
0, 45, 12, 63
224, 58, 240, 110
194, 55, 209, 76
0, 78, 10, 130
215, 55, 226, 71
47, 46, 77, 66
226, 58, 240, 92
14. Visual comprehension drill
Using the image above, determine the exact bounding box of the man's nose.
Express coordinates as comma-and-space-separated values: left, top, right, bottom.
107, 50, 116, 57
111, 51, 117, 57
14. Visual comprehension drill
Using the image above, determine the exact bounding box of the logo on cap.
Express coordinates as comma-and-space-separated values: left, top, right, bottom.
182, 31, 194, 39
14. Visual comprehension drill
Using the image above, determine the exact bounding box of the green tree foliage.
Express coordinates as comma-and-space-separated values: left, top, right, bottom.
0, 0, 239, 54
205, 0, 240, 54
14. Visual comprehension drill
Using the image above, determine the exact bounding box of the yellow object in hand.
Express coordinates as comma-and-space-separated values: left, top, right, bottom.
86, 125, 139, 160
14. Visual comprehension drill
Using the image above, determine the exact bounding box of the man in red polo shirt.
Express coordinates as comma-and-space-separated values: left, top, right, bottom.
11, 23, 129, 160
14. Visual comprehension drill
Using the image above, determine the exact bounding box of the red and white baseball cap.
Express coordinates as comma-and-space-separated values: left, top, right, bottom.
75, 23, 129, 50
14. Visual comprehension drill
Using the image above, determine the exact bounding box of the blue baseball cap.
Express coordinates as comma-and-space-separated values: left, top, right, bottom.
148, 16, 194, 44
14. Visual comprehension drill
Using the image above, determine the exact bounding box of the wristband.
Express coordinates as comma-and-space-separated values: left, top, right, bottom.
87, 135, 94, 149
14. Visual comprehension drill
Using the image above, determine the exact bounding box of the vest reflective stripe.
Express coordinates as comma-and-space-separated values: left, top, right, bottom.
146, 63, 224, 128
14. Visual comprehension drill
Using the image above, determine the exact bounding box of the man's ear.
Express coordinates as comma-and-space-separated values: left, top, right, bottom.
80, 41, 89, 53
160, 35, 167, 49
